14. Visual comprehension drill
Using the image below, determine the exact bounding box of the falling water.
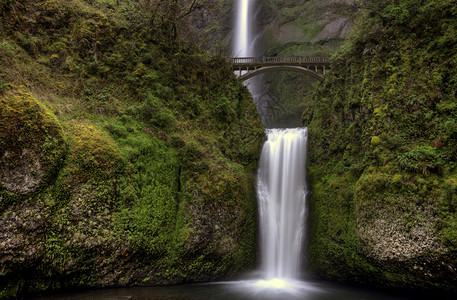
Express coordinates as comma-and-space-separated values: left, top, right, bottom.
233, 0, 271, 126
234, 0, 252, 57
257, 128, 309, 281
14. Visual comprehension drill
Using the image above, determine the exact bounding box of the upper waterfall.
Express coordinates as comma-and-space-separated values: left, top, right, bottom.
234, 0, 252, 57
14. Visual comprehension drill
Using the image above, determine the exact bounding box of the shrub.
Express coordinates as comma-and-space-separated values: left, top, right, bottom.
396, 145, 445, 176
214, 95, 236, 123
133, 92, 176, 128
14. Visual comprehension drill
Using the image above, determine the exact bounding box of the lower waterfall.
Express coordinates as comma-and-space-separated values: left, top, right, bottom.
257, 128, 309, 281
235, 127, 310, 294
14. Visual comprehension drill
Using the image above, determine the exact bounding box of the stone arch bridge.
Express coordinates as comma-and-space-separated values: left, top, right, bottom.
230, 56, 330, 82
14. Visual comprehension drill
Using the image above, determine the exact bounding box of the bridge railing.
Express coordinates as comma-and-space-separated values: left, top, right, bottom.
230, 56, 330, 65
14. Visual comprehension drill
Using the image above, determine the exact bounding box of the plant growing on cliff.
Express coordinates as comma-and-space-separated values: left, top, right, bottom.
396, 146, 445, 176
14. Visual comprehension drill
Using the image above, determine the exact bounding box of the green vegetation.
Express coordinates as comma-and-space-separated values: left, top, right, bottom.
0, 0, 262, 298
307, 0, 457, 291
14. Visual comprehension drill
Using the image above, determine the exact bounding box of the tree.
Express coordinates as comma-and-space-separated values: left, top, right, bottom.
139, 0, 210, 49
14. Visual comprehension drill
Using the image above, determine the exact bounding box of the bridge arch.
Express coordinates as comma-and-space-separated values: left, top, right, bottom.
238, 65, 324, 82
231, 56, 330, 82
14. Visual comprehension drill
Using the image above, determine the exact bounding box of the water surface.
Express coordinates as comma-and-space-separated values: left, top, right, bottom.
30, 280, 420, 300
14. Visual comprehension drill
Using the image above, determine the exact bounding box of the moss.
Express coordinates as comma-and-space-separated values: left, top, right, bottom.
370, 136, 381, 146
65, 121, 121, 183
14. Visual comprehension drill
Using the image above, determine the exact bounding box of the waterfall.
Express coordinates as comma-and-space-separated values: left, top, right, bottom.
233, 0, 271, 126
256, 128, 309, 283
233, 0, 310, 291
234, 0, 250, 57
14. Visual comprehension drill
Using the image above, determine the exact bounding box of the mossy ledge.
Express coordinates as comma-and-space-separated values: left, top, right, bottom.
0, 0, 263, 298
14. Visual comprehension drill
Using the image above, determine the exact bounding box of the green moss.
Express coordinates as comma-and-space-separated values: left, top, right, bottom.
65, 122, 121, 183
0, 87, 65, 165
0, 0, 263, 294
370, 136, 381, 146
0, 0, 264, 297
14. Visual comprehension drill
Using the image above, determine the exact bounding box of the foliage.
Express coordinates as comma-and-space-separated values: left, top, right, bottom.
396, 146, 445, 176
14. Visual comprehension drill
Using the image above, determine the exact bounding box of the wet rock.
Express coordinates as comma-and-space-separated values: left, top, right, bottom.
0, 149, 45, 194
312, 17, 351, 42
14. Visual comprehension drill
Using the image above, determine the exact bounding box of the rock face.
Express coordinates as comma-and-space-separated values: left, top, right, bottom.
311, 17, 351, 42
258, 0, 353, 49
186, 0, 353, 58
180, 0, 236, 51
358, 204, 443, 262
0, 84, 262, 298
185, 0, 354, 125
1, 149, 45, 194
355, 171, 446, 263
0, 201, 48, 281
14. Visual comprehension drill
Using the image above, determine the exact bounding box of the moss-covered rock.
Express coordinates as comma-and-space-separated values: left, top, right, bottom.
307, 0, 457, 292
0, 1, 263, 298
0, 87, 66, 196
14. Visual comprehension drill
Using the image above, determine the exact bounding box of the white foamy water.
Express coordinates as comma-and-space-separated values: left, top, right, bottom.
230, 129, 310, 296
233, 0, 310, 295
234, 0, 251, 57
257, 128, 309, 280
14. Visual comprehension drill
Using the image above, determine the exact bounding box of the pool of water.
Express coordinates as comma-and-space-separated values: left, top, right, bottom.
29, 279, 428, 300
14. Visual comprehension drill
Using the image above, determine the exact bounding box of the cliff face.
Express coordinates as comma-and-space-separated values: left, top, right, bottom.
256, 0, 352, 49
0, 0, 263, 298
251, 0, 355, 127
306, 0, 457, 291
178, 0, 236, 51
168, 0, 457, 292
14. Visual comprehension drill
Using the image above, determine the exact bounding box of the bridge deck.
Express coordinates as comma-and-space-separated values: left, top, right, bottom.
231, 56, 330, 71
